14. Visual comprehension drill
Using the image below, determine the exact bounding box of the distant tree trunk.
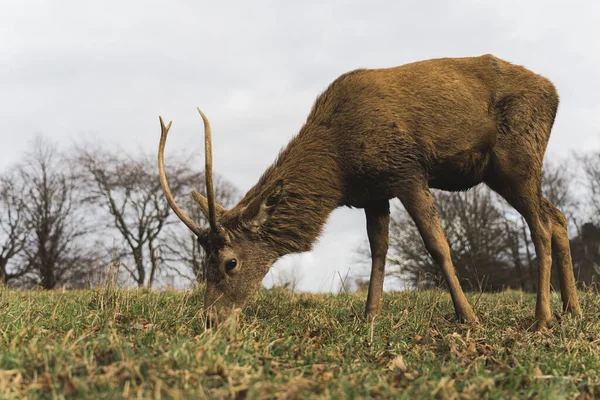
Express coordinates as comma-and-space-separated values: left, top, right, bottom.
37, 214, 57, 289
40, 263, 57, 289
132, 246, 145, 287
147, 236, 158, 289
0, 260, 6, 285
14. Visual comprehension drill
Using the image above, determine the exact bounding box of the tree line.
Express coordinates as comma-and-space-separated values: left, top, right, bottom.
0, 136, 238, 289
2, 135, 599, 292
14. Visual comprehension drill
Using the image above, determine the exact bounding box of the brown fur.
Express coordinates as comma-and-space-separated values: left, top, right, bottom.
160, 54, 581, 329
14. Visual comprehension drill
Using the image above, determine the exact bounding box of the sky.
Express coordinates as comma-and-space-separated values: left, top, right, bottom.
1, 0, 599, 292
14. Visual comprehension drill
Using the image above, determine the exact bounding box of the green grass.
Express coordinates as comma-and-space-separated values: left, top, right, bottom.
0, 286, 599, 399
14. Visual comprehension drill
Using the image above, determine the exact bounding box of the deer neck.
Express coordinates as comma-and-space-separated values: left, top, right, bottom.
248, 134, 344, 255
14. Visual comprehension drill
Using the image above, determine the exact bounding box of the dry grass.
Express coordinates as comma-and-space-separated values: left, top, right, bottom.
0, 285, 599, 399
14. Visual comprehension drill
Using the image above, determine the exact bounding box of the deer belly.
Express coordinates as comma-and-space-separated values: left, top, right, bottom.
428, 149, 491, 191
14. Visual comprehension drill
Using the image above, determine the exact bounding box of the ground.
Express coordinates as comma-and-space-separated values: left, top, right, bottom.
0, 286, 599, 399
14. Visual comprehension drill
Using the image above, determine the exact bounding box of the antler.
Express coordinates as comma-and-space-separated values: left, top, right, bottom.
158, 116, 202, 236
197, 108, 219, 232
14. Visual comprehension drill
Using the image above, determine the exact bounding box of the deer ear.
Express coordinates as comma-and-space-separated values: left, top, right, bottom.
191, 191, 226, 219
241, 179, 284, 229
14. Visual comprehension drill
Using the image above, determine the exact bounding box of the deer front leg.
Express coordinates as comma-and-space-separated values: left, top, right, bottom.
399, 186, 478, 324
364, 199, 390, 320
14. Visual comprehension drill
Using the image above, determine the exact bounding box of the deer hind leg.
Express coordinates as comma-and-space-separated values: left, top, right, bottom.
527, 213, 553, 330
542, 198, 582, 317
486, 176, 554, 329
364, 199, 390, 319
399, 185, 478, 323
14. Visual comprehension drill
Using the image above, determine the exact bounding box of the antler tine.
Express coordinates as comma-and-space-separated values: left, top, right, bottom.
158, 116, 202, 236
197, 108, 219, 232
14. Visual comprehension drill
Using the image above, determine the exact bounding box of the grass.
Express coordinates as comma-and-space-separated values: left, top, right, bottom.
0, 285, 599, 399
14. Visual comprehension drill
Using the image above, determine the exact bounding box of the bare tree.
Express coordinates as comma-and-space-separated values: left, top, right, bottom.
542, 160, 580, 219
0, 173, 29, 284
17, 138, 97, 289
580, 152, 600, 222
567, 152, 600, 288
77, 146, 216, 288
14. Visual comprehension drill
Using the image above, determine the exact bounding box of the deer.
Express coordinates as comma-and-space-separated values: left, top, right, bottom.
158, 54, 582, 330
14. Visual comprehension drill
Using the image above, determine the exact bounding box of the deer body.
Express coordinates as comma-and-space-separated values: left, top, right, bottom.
159, 54, 581, 329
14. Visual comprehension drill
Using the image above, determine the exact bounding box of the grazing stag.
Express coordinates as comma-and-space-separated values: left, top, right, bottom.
158, 54, 581, 329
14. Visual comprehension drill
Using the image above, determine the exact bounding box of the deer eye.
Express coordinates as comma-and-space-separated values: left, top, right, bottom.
224, 258, 238, 274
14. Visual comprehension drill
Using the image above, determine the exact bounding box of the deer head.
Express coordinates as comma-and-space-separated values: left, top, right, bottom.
158, 109, 285, 327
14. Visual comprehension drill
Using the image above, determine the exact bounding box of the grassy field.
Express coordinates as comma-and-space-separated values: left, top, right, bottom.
0, 286, 599, 399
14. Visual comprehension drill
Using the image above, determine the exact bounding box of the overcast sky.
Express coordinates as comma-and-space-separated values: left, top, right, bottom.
2, 0, 599, 292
